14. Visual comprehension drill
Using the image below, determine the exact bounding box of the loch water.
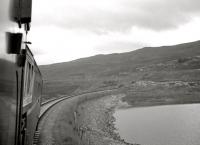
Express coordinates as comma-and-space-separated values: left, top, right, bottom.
114, 104, 200, 145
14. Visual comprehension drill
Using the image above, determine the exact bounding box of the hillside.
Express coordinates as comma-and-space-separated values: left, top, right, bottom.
40, 40, 200, 105
41, 40, 200, 80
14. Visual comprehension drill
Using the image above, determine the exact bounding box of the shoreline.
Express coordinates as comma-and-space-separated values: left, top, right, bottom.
75, 94, 137, 145
116, 101, 200, 111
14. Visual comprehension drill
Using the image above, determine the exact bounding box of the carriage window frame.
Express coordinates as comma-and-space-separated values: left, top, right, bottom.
23, 60, 35, 106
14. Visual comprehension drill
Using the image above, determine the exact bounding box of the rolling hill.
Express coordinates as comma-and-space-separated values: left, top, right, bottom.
40, 40, 200, 105
41, 40, 200, 79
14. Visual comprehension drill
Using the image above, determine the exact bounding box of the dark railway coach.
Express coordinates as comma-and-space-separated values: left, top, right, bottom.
0, 0, 43, 145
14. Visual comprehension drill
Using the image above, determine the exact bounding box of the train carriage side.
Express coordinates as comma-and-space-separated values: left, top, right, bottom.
21, 48, 43, 145
0, 0, 42, 145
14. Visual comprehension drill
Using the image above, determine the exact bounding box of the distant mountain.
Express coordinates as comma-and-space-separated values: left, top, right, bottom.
40, 40, 200, 100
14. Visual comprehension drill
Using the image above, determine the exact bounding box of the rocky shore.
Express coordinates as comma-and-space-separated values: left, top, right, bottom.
75, 94, 137, 145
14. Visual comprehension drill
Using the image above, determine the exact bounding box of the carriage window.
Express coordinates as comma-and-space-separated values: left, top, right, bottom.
23, 61, 35, 107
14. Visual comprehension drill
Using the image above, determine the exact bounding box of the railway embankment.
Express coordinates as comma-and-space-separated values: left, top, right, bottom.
38, 90, 134, 145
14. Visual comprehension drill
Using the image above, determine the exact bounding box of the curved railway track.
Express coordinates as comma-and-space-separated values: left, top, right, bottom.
33, 95, 72, 145
33, 89, 117, 145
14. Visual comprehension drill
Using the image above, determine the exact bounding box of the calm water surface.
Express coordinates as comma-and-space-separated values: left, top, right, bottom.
114, 104, 200, 145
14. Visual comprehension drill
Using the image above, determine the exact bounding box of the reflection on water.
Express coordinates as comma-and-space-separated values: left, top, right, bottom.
114, 104, 200, 145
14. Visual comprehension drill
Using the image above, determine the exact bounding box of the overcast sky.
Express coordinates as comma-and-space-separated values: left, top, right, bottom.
29, 0, 200, 65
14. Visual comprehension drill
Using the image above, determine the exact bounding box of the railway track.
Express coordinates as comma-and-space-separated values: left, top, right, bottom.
33, 89, 117, 145
33, 95, 72, 145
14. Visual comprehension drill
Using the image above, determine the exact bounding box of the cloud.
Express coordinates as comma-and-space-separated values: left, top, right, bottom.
32, 0, 200, 32
29, 0, 200, 65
